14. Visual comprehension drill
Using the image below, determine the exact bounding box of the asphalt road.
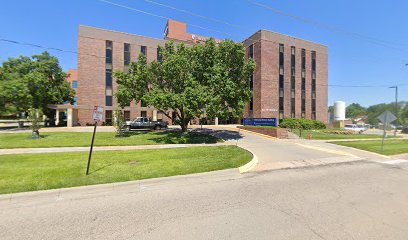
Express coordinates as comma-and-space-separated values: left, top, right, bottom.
2, 159, 408, 240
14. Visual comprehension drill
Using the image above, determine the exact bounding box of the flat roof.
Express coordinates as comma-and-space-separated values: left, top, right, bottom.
79, 25, 166, 42
244, 29, 327, 48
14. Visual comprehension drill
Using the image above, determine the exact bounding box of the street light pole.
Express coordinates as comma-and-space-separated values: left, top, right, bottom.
389, 86, 398, 136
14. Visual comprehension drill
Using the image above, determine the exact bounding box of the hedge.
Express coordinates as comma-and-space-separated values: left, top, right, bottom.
279, 118, 326, 130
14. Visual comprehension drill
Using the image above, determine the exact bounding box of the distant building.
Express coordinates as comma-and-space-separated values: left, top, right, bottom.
50, 19, 328, 126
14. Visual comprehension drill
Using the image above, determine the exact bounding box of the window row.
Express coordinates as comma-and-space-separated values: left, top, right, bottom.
104, 110, 147, 124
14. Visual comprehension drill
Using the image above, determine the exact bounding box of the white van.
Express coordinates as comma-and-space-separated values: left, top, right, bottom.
344, 124, 366, 133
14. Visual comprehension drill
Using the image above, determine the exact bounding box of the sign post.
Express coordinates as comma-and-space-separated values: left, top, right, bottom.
86, 106, 103, 175
377, 110, 397, 153
243, 118, 278, 127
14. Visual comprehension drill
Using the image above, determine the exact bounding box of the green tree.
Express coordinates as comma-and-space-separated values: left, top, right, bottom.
113, 109, 126, 137
0, 52, 75, 117
400, 103, 408, 125
28, 108, 43, 139
115, 39, 255, 132
346, 103, 367, 119
366, 102, 402, 125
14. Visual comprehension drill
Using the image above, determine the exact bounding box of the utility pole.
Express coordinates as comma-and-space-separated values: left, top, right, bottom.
389, 86, 398, 136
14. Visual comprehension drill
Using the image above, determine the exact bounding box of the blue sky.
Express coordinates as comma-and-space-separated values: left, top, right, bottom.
1, 0, 407, 107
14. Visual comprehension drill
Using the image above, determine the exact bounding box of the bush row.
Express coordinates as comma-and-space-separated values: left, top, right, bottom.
279, 118, 326, 130
319, 129, 356, 135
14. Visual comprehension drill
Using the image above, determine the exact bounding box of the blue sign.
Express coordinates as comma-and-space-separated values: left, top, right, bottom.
244, 118, 278, 127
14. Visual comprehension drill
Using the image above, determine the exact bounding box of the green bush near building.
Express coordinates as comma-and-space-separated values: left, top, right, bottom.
279, 118, 326, 130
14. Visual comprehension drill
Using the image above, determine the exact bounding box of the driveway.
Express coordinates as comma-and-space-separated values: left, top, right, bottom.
194, 127, 389, 172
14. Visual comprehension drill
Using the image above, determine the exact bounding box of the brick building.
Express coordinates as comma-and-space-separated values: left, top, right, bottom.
243, 30, 328, 123
54, 19, 328, 126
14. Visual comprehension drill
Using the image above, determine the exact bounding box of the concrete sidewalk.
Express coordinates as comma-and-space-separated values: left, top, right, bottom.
0, 143, 226, 155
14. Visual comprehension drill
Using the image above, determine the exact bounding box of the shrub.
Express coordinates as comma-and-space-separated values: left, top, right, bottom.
113, 110, 126, 137
320, 129, 355, 135
279, 118, 326, 130
28, 108, 43, 139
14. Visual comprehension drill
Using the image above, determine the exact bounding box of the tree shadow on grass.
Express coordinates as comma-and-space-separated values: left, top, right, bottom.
88, 162, 116, 175
26, 134, 48, 140
147, 130, 220, 144
113, 130, 150, 138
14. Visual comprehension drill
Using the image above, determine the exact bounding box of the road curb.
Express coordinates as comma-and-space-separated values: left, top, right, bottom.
294, 143, 358, 157
237, 128, 278, 140
327, 142, 392, 159
238, 149, 258, 173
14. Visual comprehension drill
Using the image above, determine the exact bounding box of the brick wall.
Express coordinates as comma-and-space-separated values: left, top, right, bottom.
243, 30, 328, 123
238, 126, 288, 139
77, 25, 169, 125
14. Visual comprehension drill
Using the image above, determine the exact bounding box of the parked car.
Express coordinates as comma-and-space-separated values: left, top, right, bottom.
124, 117, 168, 131
402, 127, 408, 134
344, 124, 366, 133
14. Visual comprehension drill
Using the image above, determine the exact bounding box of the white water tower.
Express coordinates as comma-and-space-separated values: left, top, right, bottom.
334, 101, 346, 121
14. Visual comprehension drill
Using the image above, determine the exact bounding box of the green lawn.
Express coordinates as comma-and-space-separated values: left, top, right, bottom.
0, 131, 222, 149
295, 129, 398, 140
0, 146, 252, 194
333, 140, 408, 155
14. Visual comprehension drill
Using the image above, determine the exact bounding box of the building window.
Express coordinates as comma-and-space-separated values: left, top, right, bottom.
301, 49, 306, 117
124, 43, 131, 66
105, 110, 112, 124
311, 51, 316, 119
73, 97, 77, 105
106, 41, 113, 108
106, 41, 113, 65
141, 46, 147, 56
124, 111, 130, 121
157, 48, 162, 62
249, 44, 254, 59
140, 100, 147, 107
106, 69, 112, 87
72, 80, 78, 89
291, 47, 295, 118
141, 111, 147, 117
279, 44, 284, 66
106, 96, 112, 106
279, 44, 284, 120
249, 75, 254, 111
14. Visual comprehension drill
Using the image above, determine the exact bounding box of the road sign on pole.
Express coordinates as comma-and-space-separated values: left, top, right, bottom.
92, 106, 104, 122
377, 110, 396, 125
86, 106, 104, 175
377, 110, 397, 153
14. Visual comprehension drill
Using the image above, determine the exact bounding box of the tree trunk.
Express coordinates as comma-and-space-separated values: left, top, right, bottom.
180, 119, 189, 133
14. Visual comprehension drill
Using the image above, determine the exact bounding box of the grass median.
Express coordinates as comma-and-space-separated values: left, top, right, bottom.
332, 139, 408, 155
0, 131, 222, 149
0, 146, 252, 194
295, 129, 398, 140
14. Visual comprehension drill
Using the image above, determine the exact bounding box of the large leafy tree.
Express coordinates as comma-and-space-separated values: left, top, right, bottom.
346, 103, 367, 119
0, 51, 75, 116
115, 39, 255, 132
366, 101, 407, 125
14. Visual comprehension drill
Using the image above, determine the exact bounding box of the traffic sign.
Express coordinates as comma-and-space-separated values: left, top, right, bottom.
92, 106, 104, 122
377, 110, 397, 124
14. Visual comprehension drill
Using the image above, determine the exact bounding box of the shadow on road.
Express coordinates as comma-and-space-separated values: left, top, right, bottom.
192, 128, 243, 141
